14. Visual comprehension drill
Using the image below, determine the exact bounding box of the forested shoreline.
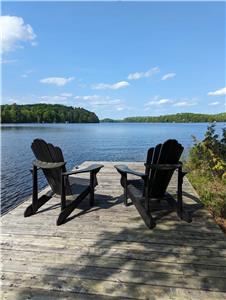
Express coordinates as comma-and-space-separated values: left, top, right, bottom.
101, 113, 226, 123
1, 104, 99, 123
1, 104, 225, 124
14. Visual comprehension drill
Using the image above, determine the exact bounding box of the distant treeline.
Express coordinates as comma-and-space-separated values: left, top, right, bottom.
101, 118, 120, 123
1, 104, 99, 123
101, 113, 226, 123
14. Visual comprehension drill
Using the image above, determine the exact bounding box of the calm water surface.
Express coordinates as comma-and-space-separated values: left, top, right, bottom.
1, 122, 225, 213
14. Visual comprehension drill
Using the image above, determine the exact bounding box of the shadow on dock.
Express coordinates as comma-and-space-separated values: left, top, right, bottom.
12, 196, 226, 299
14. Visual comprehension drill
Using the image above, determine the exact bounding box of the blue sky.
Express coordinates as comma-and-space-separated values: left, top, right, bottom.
1, 1, 226, 119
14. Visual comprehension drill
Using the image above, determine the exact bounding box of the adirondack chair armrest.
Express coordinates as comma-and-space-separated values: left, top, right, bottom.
33, 160, 66, 169
144, 162, 183, 171
62, 164, 104, 177
115, 164, 147, 179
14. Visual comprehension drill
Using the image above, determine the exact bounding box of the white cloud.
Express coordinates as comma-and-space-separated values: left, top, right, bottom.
145, 98, 173, 106
75, 95, 120, 105
208, 87, 226, 96
92, 81, 129, 90
0, 16, 36, 53
2, 94, 68, 105
0, 58, 17, 64
38, 93, 73, 103
74, 95, 100, 101
61, 93, 73, 97
208, 101, 220, 106
40, 95, 69, 103
173, 101, 197, 107
161, 73, 176, 81
74, 94, 126, 111
127, 67, 160, 80
40, 77, 74, 86
145, 96, 198, 108
158, 99, 173, 105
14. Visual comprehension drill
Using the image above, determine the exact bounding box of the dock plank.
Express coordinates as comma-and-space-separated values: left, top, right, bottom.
1, 161, 226, 299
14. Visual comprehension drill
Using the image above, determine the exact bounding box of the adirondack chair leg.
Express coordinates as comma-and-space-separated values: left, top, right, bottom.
24, 165, 38, 216
57, 189, 90, 225
24, 165, 53, 217
89, 189, 94, 206
144, 194, 150, 213
32, 165, 38, 211
124, 184, 128, 206
122, 174, 128, 206
177, 167, 192, 223
148, 214, 156, 229
118, 172, 129, 206
177, 166, 183, 214
145, 195, 156, 229
89, 172, 95, 207
130, 195, 156, 229
61, 173, 66, 211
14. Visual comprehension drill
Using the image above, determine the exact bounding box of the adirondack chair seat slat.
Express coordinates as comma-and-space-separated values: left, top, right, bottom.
68, 177, 91, 197
128, 180, 176, 212
53, 177, 90, 200
24, 139, 103, 225
127, 179, 145, 196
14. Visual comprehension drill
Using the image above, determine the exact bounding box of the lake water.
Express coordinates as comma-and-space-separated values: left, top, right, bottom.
1, 122, 225, 214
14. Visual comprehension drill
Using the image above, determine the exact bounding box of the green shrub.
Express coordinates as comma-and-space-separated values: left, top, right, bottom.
186, 123, 226, 218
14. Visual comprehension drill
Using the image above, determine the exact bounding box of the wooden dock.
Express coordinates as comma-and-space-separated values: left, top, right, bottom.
1, 161, 226, 299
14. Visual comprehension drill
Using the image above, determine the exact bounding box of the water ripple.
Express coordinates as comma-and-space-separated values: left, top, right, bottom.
1, 122, 225, 214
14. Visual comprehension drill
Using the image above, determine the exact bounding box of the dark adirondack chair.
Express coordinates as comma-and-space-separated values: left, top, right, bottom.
24, 139, 103, 225
115, 139, 192, 229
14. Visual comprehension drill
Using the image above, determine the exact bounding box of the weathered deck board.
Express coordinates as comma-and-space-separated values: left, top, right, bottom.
1, 161, 226, 300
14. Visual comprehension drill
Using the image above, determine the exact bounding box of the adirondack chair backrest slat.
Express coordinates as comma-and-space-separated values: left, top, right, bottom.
145, 147, 154, 175
146, 139, 183, 198
145, 143, 162, 182
31, 139, 71, 195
